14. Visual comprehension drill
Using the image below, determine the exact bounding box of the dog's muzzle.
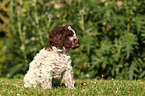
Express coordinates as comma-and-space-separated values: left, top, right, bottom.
69, 36, 79, 49
72, 38, 79, 49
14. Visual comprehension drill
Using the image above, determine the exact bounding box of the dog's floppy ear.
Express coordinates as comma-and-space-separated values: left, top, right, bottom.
45, 26, 68, 49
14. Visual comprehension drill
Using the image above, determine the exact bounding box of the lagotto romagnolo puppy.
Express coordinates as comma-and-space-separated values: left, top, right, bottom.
24, 26, 79, 89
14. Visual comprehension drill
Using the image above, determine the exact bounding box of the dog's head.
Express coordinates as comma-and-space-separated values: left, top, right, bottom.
45, 26, 79, 50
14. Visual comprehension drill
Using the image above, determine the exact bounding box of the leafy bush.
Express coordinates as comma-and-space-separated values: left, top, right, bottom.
1, 0, 145, 80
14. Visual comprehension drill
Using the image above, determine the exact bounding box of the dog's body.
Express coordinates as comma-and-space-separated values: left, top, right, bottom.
24, 26, 79, 89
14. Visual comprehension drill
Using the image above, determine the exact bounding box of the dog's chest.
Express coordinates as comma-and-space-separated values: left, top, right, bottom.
32, 48, 71, 73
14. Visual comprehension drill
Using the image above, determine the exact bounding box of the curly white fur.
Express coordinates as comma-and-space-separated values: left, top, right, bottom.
24, 46, 75, 89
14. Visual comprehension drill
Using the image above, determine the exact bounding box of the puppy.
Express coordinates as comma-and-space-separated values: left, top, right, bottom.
24, 26, 79, 89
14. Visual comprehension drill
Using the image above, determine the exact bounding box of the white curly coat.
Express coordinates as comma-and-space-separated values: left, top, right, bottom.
24, 46, 75, 89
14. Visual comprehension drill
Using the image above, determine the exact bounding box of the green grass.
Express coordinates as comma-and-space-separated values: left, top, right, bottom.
0, 78, 145, 96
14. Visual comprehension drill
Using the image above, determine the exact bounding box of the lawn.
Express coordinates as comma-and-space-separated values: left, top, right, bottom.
0, 78, 145, 96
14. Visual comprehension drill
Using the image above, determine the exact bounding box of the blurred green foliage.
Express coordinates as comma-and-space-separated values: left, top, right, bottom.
0, 0, 145, 80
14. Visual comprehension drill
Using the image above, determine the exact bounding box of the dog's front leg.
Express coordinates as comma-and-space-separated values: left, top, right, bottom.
62, 69, 75, 89
41, 74, 52, 89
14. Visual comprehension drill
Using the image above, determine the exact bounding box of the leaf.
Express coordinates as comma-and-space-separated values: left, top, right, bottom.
129, 58, 139, 80
83, 35, 94, 55
140, 71, 145, 78
129, 63, 135, 80
135, 16, 145, 34
120, 33, 138, 59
